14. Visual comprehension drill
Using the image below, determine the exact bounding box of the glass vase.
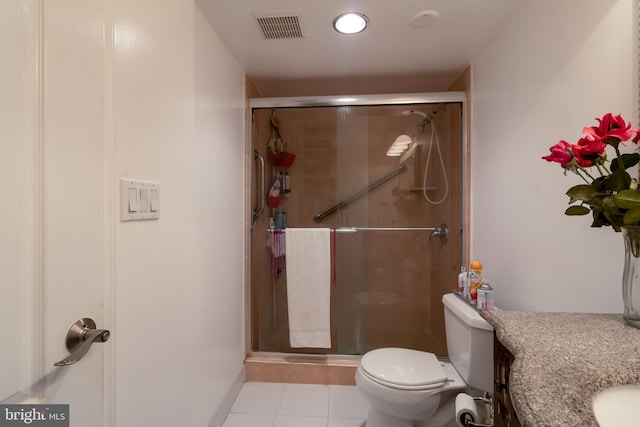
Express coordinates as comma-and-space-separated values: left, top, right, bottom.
621, 226, 640, 328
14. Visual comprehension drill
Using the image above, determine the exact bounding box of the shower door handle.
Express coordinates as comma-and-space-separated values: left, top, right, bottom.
54, 318, 110, 366
253, 149, 265, 225
429, 223, 448, 243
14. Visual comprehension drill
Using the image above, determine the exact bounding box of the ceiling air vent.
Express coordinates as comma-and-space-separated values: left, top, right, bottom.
253, 12, 304, 40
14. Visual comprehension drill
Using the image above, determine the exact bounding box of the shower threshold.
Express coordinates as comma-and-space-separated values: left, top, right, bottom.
245, 352, 361, 386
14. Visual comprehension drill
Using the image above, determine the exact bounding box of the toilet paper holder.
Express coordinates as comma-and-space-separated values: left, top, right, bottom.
460, 416, 492, 427
460, 396, 493, 427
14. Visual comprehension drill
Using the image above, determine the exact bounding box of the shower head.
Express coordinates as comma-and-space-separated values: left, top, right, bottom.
390, 106, 444, 160
401, 109, 436, 132
402, 105, 447, 128
401, 110, 428, 118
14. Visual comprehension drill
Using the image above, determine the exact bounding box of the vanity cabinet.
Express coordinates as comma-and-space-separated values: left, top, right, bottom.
494, 335, 521, 427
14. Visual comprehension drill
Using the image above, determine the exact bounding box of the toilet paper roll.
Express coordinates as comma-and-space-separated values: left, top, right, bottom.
455, 393, 478, 427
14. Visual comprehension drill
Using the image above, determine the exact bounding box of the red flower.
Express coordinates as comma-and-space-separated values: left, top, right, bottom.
583, 113, 637, 144
542, 140, 577, 168
573, 135, 606, 163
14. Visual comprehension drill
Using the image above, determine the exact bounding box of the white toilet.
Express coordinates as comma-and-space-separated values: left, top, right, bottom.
355, 293, 494, 427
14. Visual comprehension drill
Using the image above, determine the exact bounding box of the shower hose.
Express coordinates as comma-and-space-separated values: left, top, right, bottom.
423, 122, 449, 204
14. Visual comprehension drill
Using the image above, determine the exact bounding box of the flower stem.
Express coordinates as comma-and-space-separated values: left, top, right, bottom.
575, 168, 592, 184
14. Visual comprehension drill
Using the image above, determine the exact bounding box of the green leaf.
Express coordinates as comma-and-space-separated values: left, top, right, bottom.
591, 211, 606, 227
603, 209, 622, 231
614, 189, 640, 209
587, 197, 603, 208
611, 153, 640, 172
602, 196, 619, 210
591, 176, 607, 189
624, 208, 640, 225
604, 170, 632, 191
566, 185, 597, 202
565, 205, 590, 216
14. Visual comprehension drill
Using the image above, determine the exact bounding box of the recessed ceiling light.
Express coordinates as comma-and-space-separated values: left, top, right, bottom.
333, 12, 368, 35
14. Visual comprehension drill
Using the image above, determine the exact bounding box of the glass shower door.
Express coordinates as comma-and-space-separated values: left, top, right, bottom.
251, 100, 463, 356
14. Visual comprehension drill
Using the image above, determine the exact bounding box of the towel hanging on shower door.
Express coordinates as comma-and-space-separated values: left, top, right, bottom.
285, 228, 331, 348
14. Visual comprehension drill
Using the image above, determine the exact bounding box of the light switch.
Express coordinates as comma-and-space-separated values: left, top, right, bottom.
150, 189, 159, 212
139, 188, 149, 213
120, 179, 160, 222
128, 188, 138, 212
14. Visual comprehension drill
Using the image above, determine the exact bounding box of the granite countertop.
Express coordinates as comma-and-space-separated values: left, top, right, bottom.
480, 310, 640, 426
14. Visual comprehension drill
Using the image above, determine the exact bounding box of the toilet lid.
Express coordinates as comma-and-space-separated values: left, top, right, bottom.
360, 348, 447, 389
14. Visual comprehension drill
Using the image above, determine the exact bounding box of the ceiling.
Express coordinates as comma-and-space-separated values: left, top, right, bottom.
196, 0, 527, 96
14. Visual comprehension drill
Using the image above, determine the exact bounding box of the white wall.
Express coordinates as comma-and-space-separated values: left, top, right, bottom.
113, 1, 245, 426
471, 0, 638, 311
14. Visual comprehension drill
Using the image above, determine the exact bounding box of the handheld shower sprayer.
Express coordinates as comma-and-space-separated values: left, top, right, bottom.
399, 107, 449, 204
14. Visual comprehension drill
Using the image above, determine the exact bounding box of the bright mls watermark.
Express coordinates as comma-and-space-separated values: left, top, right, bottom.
0, 405, 69, 426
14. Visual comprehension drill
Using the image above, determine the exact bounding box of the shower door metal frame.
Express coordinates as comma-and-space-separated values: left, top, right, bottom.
249, 92, 466, 109
248, 91, 469, 353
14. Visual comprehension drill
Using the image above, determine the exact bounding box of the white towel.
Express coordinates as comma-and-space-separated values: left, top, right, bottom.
285, 228, 331, 348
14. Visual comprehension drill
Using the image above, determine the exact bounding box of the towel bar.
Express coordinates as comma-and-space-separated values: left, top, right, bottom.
268, 225, 448, 243
269, 226, 439, 233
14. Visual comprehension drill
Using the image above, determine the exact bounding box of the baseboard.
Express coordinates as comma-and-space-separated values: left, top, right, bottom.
207, 366, 245, 427
245, 353, 360, 385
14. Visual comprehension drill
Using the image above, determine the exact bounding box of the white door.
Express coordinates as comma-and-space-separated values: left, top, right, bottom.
1, 1, 112, 426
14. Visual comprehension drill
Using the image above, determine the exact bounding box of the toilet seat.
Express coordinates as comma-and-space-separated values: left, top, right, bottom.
360, 348, 448, 391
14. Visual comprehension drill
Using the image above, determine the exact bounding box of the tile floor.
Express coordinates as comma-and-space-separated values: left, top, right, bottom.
222, 382, 369, 427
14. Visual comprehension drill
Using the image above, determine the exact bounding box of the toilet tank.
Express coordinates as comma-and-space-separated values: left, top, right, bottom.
442, 293, 494, 392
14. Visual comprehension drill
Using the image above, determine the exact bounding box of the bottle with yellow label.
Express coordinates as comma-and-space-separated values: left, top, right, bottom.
469, 260, 483, 301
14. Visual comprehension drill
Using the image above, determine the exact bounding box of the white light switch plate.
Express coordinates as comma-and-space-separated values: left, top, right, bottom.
120, 179, 160, 222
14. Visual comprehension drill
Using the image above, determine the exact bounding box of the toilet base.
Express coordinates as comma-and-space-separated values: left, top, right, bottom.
365, 406, 414, 427
363, 390, 462, 427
